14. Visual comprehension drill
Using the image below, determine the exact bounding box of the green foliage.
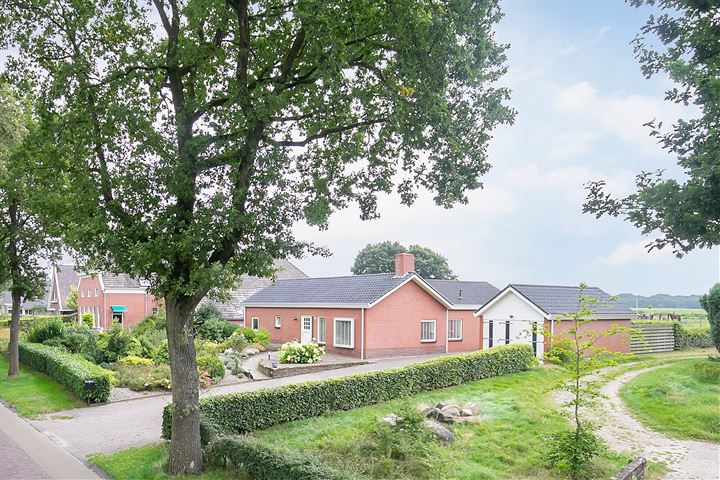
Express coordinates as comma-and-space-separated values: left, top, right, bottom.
194, 303, 224, 328
18, 342, 112, 402
585, 1, 719, 254
81, 312, 93, 328
111, 363, 172, 391
163, 344, 535, 438
197, 355, 225, 380
673, 323, 713, 350
700, 283, 720, 352
26, 316, 64, 343
56, 326, 98, 355
693, 362, 720, 383
372, 404, 434, 464
226, 331, 248, 354
119, 355, 153, 366
278, 342, 324, 364
236, 327, 269, 347
153, 340, 169, 365
197, 317, 238, 343
546, 427, 603, 478
206, 435, 357, 480
104, 325, 142, 361
351, 241, 457, 279
66, 286, 78, 311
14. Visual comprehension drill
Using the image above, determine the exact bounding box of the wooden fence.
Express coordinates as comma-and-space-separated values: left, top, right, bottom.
631, 323, 675, 354
613, 457, 646, 480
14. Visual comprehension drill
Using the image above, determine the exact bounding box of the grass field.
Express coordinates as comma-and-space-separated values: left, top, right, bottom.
620, 359, 720, 442
0, 354, 83, 417
633, 308, 708, 326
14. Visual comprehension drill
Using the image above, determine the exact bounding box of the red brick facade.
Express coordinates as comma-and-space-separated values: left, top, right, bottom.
77, 276, 161, 330
545, 318, 632, 353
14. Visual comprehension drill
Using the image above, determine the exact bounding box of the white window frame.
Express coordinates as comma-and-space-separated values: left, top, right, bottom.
448, 318, 463, 341
80, 289, 85, 298
333, 318, 354, 348
251, 317, 259, 330
95, 288, 98, 297
420, 320, 437, 343
274, 315, 281, 328
317, 316, 326, 345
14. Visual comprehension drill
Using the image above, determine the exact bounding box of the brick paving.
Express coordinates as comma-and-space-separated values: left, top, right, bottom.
31, 354, 443, 458
0, 429, 51, 480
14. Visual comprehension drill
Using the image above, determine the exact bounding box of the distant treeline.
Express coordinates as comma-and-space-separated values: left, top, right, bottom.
616, 293, 702, 309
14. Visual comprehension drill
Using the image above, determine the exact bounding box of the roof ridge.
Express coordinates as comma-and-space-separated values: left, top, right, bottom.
272, 272, 400, 281
511, 283, 604, 289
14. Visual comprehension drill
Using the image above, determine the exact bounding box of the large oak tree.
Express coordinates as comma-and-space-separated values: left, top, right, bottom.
1, 0, 513, 472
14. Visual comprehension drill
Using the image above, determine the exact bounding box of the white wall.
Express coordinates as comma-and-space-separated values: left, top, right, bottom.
481, 290, 545, 357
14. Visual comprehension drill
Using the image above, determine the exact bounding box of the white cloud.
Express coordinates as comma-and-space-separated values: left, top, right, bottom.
590, 240, 673, 267
591, 26, 611, 44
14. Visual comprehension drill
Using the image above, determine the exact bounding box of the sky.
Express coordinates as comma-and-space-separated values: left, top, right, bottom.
292, 0, 718, 296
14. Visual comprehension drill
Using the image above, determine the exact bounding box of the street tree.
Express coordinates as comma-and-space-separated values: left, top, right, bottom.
0, 83, 57, 377
584, 0, 719, 255
351, 241, 457, 279
1, 0, 513, 472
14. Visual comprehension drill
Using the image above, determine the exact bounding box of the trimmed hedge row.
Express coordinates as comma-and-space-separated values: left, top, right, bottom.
163, 344, 535, 438
674, 323, 713, 350
18, 343, 112, 403
206, 435, 358, 480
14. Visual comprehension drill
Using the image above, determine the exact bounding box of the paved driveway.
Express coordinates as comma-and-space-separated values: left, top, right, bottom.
31, 354, 442, 460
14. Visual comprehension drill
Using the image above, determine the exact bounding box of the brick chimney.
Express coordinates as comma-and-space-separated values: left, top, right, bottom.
394, 253, 415, 277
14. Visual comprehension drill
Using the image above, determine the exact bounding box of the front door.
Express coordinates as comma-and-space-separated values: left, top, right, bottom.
300, 315, 313, 343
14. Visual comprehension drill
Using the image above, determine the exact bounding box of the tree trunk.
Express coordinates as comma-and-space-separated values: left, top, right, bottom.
165, 295, 203, 474
7, 290, 21, 377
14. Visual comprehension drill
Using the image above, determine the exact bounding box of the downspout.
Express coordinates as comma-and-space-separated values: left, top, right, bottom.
445, 309, 449, 353
361, 308, 365, 360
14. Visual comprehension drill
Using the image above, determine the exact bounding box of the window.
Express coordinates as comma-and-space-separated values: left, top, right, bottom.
420, 320, 436, 342
333, 318, 354, 348
95, 288, 98, 297
80, 289, 84, 298
274, 315, 281, 328
317, 317, 326, 344
448, 319, 462, 341
251, 317, 259, 330
152, 307, 159, 314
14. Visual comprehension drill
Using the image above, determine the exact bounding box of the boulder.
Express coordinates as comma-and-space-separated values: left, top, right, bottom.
423, 407, 441, 420
434, 402, 446, 410
464, 402, 481, 416
440, 405, 461, 417
380, 414, 399, 426
460, 408, 474, 417
424, 419, 453, 442
438, 412, 456, 424
243, 347, 260, 356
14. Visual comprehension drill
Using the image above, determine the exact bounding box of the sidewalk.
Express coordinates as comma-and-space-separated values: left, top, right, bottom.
31, 353, 442, 459
0, 403, 101, 480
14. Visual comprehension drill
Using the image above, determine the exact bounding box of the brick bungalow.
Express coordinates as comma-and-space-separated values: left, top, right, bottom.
474, 284, 636, 356
243, 254, 499, 359
77, 273, 161, 329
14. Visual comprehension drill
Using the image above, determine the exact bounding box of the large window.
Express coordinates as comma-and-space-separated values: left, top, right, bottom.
317, 317, 326, 344
448, 319, 462, 341
420, 320, 436, 343
274, 315, 281, 328
333, 318, 354, 348
251, 317, 259, 330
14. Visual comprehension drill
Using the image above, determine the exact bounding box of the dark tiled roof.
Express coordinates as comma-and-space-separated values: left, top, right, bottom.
100, 273, 144, 289
55, 264, 80, 308
510, 284, 635, 316
425, 280, 499, 307
2, 290, 47, 310
203, 260, 308, 320
244, 273, 414, 305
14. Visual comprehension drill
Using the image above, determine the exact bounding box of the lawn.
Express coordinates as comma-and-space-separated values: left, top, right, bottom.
0, 354, 84, 417
620, 359, 720, 442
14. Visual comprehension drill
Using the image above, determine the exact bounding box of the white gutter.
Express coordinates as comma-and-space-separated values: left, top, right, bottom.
361, 308, 365, 360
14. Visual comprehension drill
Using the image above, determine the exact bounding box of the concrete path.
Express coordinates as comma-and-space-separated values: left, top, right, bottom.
556, 361, 720, 480
0, 403, 101, 480
31, 353, 442, 459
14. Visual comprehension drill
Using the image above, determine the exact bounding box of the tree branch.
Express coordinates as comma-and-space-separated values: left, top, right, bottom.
267, 117, 388, 147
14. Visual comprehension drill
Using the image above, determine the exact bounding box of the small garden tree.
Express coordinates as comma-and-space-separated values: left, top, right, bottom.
545, 284, 631, 479
700, 283, 720, 353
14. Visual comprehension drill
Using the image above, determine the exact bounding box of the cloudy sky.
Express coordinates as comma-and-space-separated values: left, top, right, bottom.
293, 0, 718, 296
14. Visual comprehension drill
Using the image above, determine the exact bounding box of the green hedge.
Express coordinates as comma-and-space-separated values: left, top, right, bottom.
206, 435, 358, 480
674, 323, 713, 350
163, 344, 535, 439
18, 342, 112, 403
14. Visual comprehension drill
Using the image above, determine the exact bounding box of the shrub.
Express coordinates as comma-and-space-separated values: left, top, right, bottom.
373, 403, 434, 462
693, 361, 720, 382
163, 344, 535, 438
197, 317, 237, 342
546, 426, 603, 477
278, 342, 324, 364
18, 342, 112, 402
153, 340, 169, 364
81, 313, 93, 329
135, 329, 165, 358
27, 317, 65, 343
119, 355, 154, 366
701, 283, 720, 353
674, 323, 713, 350
196, 340, 223, 357
111, 362, 171, 391
227, 331, 248, 353
206, 435, 356, 480
194, 303, 223, 327
237, 327, 270, 346
197, 354, 225, 380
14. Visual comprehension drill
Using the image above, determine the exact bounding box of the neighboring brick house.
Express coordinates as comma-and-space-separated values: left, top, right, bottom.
77, 273, 161, 330
47, 264, 81, 315
474, 284, 636, 356
244, 253, 499, 359
201, 259, 307, 325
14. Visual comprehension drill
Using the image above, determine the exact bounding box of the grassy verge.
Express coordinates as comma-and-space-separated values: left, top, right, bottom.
0, 354, 83, 417
620, 359, 720, 442
91, 444, 242, 480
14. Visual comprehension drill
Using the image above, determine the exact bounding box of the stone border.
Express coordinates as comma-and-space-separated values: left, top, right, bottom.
257, 357, 370, 378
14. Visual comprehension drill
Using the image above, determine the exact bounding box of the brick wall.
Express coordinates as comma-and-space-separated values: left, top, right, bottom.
545, 318, 632, 353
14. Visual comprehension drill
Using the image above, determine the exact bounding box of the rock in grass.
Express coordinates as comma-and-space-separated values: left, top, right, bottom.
424, 419, 454, 442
